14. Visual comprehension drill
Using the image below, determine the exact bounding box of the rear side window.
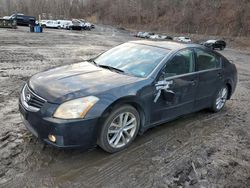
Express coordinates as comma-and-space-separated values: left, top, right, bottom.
195, 49, 221, 71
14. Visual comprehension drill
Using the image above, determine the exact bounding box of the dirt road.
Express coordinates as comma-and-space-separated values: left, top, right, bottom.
0, 26, 249, 188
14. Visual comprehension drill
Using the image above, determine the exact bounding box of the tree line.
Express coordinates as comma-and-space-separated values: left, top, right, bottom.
0, 0, 249, 36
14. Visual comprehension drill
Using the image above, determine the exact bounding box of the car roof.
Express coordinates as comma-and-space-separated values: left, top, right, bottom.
129, 40, 202, 51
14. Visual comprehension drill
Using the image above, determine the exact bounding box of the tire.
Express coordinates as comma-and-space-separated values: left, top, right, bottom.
210, 86, 229, 112
98, 105, 140, 153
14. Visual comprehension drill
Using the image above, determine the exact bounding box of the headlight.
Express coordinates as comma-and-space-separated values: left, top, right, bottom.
53, 96, 99, 119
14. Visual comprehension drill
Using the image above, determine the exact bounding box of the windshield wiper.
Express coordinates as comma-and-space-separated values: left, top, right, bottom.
87, 59, 99, 66
98, 64, 125, 73
88, 61, 131, 75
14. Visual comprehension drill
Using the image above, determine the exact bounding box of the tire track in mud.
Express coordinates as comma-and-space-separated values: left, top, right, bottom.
34, 110, 233, 187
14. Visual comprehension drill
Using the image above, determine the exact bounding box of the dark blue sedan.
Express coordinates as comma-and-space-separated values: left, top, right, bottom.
19, 41, 237, 153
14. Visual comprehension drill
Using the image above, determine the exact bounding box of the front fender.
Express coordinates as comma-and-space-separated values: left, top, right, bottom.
85, 82, 153, 132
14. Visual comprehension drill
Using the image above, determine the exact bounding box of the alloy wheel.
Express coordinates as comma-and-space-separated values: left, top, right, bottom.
216, 87, 228, 110
107, 112, 137, 148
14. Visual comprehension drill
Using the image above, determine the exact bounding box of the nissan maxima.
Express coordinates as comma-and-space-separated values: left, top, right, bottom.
19, 41, 237, 153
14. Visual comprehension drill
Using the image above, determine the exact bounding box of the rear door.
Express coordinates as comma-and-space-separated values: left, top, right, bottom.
151, 49, 198, 124
194, 48, 224, 110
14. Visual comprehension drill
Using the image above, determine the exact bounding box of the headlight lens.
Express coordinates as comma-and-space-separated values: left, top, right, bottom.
53, 96, 99, 119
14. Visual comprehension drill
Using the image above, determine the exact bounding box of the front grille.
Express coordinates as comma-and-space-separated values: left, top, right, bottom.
21, 84, 46, 111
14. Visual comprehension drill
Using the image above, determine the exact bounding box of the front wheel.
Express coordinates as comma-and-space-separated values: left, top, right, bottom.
210, 86, 229, 112
98, 105, 140, 153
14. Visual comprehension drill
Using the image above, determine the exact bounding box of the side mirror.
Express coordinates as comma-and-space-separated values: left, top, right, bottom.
162, 90, 175, 101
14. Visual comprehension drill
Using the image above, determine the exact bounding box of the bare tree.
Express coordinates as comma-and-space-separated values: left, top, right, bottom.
0, 0, 249, 36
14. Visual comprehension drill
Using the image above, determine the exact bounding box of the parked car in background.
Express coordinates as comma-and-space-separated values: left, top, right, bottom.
136, 31, 144, 37
19, 40, 237, 153
141, 32, 155, 38
203, 40, 226, 50
63, 21, 73, 29
67, 19, 88, 30
40, 20, 49, 27
42, 20, 61, 29
136, 32, 173, 40
149, 35, 173, 40
174, 36, 191, 43
4, 13, 35, 26
0, 18, 17, 28
3, 13, 24, 20
57, 20, 72, 29
79, 19, 92, 30
149, 34, 161, 40
161, 35, 173, 40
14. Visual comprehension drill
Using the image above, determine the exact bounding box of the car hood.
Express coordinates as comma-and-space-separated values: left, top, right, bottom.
29, 62, 142, 103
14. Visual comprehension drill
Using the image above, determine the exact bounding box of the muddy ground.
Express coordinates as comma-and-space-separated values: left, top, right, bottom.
0, 26, 249, 188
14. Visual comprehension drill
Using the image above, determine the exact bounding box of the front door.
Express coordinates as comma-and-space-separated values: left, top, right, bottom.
151, 49, 198, 124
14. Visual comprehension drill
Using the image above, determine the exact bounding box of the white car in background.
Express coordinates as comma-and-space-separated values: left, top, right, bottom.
79, 19, 92, 30
149, 34, 161, 40
40, 19, 91, 30
41, 20, 61, 29
40, 20, 49, 26
84, 22, 91, 28
57, 20, 72, 29
136, 31, 144, 37
174, 36, 192, 43
141, 32, 155, 38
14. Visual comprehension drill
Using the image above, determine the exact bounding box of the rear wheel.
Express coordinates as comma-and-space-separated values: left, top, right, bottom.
210, 86, 229, 112
98, 105, 140, 153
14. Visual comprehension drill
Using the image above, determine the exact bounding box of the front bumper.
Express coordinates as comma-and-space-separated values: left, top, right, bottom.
19, 102, 99, 149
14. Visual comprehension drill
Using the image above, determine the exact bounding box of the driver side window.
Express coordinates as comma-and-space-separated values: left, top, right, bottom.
161, 49, 194, 79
